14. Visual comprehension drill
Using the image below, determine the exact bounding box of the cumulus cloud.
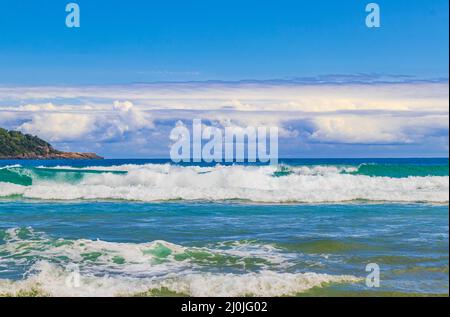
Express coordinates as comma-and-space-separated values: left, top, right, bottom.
113, 100, 154, 130
11, 100, 154, 143
19, 113, 94, 142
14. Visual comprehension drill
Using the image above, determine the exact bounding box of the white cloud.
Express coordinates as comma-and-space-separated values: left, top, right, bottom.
309, 114, 449, 144
112, 100, 154, 132
18, 103, 57, 112
19, 113, 94, 142
0, 81, 447, 112
113, 100, 134, 112
13, 101, 154, 143
0, 80, 447, 155
310, 116, 410, 144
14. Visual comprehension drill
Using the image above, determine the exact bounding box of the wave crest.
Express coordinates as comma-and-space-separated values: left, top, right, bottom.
0, 228, 360, 296
0, 261, 360, 297
0, 164, 448, 203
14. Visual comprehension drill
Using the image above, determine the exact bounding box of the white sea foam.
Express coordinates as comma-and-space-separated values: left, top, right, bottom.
0, 261, 360, 297
0, 229, 359, 297
0, 228, 293, 275
0, 164, 22, 169
0, 164, 448, 203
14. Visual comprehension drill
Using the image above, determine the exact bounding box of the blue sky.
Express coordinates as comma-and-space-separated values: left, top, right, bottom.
0, 0, 448, 158
0, 0, 448, 83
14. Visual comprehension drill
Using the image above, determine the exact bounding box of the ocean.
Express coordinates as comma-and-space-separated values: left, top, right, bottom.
0, 158, 448, 296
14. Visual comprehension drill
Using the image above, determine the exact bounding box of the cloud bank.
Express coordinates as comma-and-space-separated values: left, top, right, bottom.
0, 79, 448, 157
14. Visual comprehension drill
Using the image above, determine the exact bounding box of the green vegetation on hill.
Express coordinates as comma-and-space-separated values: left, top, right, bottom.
0, 128, 59, 158
0, 127, 103, 159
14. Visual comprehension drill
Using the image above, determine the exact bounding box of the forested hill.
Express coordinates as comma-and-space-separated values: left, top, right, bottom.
0, 128, 102, 159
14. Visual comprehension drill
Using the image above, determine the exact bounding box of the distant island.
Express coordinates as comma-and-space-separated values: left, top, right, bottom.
0, 128, 103, 160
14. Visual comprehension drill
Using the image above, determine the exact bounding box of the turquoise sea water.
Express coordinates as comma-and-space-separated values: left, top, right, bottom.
0, 158, 448, 296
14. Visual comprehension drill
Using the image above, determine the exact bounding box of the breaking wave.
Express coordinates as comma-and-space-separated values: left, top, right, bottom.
0, 163, 448, 203
0, 227, 360, 297
0, 262, 360, 297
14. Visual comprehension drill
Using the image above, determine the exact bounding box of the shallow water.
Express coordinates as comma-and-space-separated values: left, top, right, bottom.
0, 202, 447, 296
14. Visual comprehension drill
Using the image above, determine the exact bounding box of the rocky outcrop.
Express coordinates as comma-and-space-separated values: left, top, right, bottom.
0, 128, 103, 160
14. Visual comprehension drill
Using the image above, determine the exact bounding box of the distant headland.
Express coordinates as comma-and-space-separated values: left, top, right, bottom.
0, 128, 103, 160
